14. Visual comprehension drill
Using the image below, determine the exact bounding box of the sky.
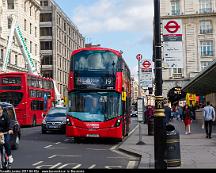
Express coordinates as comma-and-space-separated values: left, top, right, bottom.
54, 0, 154, 77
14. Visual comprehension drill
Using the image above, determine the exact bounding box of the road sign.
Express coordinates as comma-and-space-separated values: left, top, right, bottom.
164, 20, 180, 33
136, 54, 142, 61
142, 60, 151, 69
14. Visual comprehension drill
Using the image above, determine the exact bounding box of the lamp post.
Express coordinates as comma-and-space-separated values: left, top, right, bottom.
153, 0, 167, 169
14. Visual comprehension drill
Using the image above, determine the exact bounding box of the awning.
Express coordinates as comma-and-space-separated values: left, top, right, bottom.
182, 59, 216, 96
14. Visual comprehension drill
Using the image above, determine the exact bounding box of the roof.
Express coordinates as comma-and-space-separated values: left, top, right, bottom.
182, 59, 216, 95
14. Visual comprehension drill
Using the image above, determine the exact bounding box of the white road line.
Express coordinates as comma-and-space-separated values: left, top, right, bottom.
72, 164, 82, 169
55, 142, 61, 144
32, 161, 44, 166
107, 156, 127, 159
55, 155, 81, 158
105, 166, 122, 169
50, 163, 62, 169
48, 155, 56, 159
58, 164, 69, 169
44, 145, 52, 149
127, 161, 137, 169
128, 124, 138, 136
86, 148, 106, 151
110, 144, 118, 150
88, 164, 96, 169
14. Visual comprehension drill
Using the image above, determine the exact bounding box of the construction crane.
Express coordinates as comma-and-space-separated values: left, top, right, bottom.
2, 15, 62, 106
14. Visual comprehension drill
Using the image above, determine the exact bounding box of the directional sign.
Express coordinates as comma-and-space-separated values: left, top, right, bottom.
142, 60, 151, 69
136, 54, 142, 61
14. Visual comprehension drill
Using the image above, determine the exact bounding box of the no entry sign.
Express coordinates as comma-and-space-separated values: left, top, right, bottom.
136, 54, 142, 61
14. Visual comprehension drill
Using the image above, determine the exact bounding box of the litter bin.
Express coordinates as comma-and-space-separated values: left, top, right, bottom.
148, 116, 154, 136
165, 124, 181, 167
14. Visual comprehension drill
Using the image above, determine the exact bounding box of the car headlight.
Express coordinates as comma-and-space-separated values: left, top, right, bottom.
42, 119, 46, 124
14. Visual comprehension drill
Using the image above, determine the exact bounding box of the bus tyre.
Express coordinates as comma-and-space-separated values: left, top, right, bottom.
32, 116, 36, 127
73, 137, 81, 143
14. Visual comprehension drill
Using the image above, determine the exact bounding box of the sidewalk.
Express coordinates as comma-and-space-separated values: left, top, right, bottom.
118, 119, 216, 169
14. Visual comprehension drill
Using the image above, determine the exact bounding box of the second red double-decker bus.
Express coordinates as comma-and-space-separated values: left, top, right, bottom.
66, 47, 131, 141
0, 72, 55, 126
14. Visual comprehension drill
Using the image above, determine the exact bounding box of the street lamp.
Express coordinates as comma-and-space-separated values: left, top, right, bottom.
153, 0, 167, 169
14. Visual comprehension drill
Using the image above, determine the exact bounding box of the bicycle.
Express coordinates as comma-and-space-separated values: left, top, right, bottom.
0, 132, 12, 169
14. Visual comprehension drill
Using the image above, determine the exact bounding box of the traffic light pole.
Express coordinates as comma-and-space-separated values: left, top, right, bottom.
153, 0, 167, 169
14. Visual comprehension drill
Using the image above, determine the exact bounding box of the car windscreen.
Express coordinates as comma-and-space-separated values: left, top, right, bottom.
47, 108, 67, 117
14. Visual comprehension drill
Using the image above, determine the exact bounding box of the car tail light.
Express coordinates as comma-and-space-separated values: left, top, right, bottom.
66, 118, 72, 126
114, 119, 121, 127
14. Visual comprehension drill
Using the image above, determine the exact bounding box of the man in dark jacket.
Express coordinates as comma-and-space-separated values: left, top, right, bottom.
0, 105, 14, 163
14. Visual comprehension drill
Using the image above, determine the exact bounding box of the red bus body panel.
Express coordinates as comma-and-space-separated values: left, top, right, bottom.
66, 116, 123, 140
0, 72, 55, 126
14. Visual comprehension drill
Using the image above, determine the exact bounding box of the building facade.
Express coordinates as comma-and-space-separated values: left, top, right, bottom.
40, 0, 85, 96
0, 0, 40, 73
161, 0, 216, 98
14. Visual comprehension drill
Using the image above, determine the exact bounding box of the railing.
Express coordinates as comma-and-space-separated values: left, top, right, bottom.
201, 51, 213, 56
172, 73, 183, 79
200, 29, 213, 34
171, 9, 180, 16
199, 8, 213, 14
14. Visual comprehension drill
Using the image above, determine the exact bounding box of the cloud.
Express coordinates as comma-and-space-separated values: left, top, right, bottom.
71, 0, 154, 34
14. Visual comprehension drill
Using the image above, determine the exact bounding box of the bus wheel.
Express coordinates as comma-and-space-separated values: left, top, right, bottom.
73, 137, 81, 143
32, 116, 36, 127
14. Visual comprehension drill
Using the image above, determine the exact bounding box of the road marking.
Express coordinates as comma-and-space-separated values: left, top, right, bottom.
86, 148, 106, 151
55, 142, 61, 144
48, 155, 56, 159
72, 164, 82, 169
55, 155, 81, 158
58, 164, 69, 169
44, 145, 52, 148
128, 124, 138, 136
105, 166, 122, 169
32, 161, 44, 166
107, 156, 128, 159
110, 144, 118, 150
64, 139, 70, 142
50, 163, 62, 169
88, 164, 96, 169
127, 161, 137, 169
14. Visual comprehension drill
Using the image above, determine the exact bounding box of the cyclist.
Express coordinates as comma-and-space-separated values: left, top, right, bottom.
0, 105, 14, 164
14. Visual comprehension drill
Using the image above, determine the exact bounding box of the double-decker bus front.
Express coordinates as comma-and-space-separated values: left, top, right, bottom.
66, 48, 130, 141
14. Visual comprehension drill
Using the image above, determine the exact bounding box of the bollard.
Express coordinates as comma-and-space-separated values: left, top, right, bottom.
148, 116, 154, 136
165, 124, 181, 167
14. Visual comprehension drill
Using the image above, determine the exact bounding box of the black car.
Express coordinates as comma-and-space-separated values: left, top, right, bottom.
41, 107, 67, 134
0, 102, 21, 150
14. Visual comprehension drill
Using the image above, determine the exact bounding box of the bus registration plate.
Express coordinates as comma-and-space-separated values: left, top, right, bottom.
86, 134, 99, 137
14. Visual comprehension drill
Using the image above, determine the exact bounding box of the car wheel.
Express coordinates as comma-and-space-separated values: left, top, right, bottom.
12, 136, 20, 150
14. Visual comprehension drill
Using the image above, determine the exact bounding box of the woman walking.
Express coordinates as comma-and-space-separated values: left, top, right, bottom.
182, 104, 193, 134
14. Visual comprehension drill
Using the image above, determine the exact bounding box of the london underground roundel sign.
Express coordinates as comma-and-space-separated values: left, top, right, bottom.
164, 20, 180, 33
142, 60, 151, 69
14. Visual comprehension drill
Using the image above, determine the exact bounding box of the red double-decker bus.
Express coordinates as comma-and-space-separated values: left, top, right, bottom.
66, 47, 131, 141
0, 72, 55, 126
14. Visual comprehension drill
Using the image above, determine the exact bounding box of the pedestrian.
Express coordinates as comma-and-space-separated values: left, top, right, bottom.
145, 105, 154, 123
203, 101, 215, 138
182, 104, 193, 134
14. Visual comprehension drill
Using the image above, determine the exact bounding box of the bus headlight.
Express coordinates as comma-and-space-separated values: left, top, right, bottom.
114, 119, 121, 127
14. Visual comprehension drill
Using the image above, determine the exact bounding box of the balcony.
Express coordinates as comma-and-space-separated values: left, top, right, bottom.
171, 9, 180, 16
201, 51, 213, 57
200, 29, 213, 34
199, 8, 213, 14
172, 73, 183, 79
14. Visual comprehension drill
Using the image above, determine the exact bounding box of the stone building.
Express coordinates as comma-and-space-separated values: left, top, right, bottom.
40, 0, 85, 96
161, 0, 216, 98
0, 0, 40, 73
